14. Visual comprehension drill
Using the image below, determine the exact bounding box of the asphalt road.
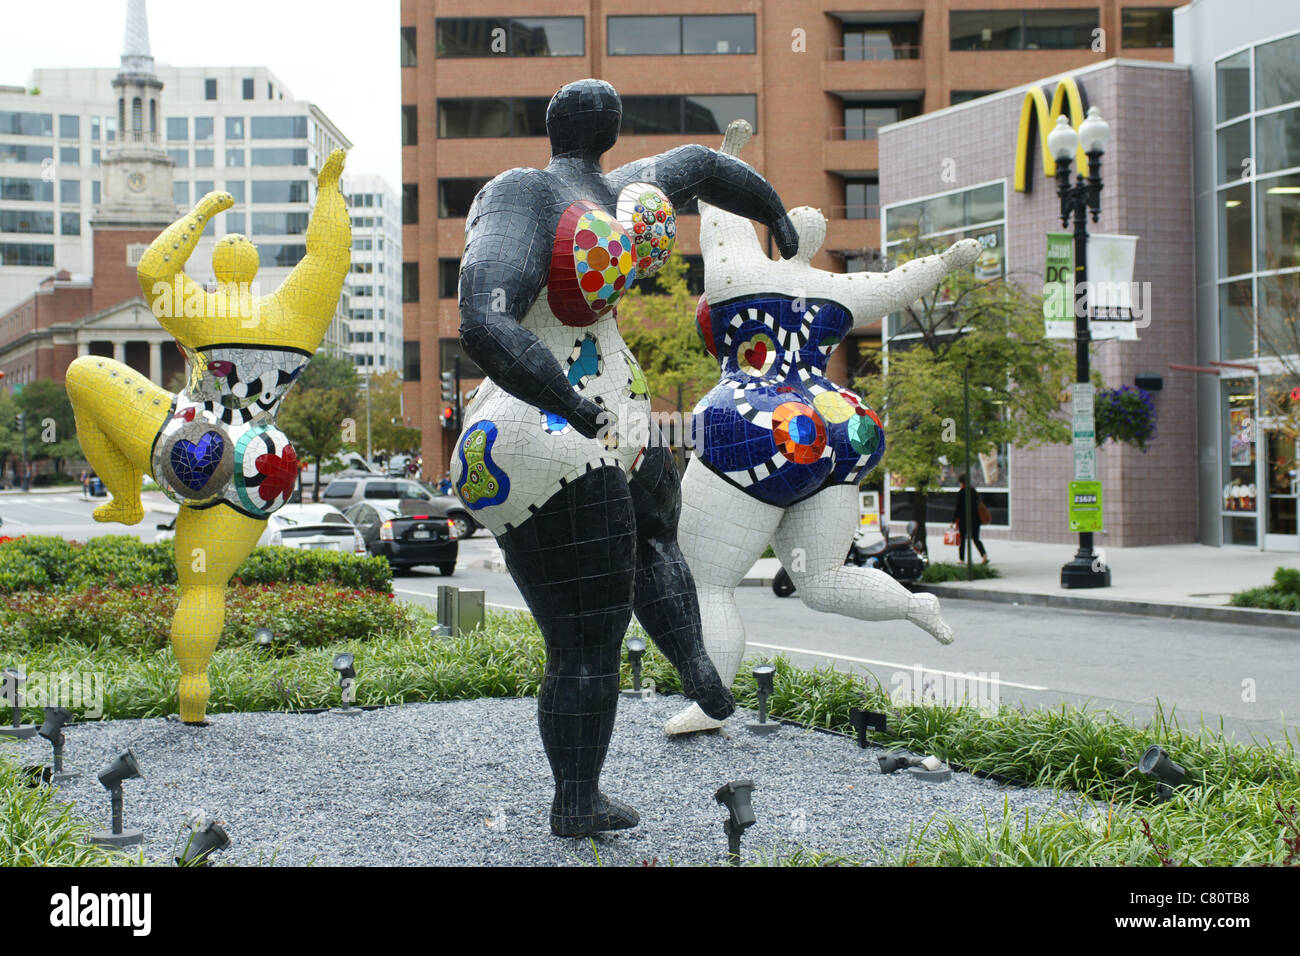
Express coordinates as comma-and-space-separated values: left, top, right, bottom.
6, 491, 1298, 746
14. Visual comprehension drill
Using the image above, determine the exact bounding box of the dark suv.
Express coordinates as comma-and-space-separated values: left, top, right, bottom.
320, 476, 480, 539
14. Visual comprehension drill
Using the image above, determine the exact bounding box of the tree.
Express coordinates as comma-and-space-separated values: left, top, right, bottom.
617, 253, 718, 457
854, 232, 1074, 548
355, 370, 421, 465
278, 353, 361, 502
18, 379, 80, 477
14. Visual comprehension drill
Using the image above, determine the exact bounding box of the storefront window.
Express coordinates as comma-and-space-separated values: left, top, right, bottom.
1255, 34, 1300, 111
1216, 120, 1251, 185
1219, 183, 1252, 277
1257, 271, 1300, 359
1222, 384, 1258, 545
1257, 172, 1300, 271
1216, 50, 1251, 124
1219, 281, 1255, 360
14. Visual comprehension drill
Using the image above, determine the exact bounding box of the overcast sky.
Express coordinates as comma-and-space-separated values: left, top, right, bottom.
0, 0, 401, 187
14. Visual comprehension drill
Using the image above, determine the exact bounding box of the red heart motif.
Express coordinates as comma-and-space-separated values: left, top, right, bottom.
172, 407, 197, 423
254, 445, 298, 504
743, 341, 767, 370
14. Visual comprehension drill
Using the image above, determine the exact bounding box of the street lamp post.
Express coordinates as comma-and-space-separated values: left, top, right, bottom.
1050, 107, 1112, 588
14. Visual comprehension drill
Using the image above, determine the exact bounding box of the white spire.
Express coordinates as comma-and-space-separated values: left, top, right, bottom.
121, 0, 154, 73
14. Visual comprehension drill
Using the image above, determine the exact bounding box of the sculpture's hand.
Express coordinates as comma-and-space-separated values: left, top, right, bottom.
772, 213, 800, 260
944, 238, 982, 271
567, 397, 613, 442
196, 190, 234, 220
318, 148, 346, 192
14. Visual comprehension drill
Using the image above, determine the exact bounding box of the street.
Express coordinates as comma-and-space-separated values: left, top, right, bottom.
4, 490, 1298, 745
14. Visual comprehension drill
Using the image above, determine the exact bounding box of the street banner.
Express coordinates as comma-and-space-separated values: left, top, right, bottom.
1072, 382, 1096, 481
1043, 231, 1075, 339
1086, 233, 1140, 341
1068, 480, 1103, 532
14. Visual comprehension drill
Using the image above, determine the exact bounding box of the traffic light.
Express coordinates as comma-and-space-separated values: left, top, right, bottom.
13, 413, 23, 431
441, 405, 460, 431
440, 370, 455, 403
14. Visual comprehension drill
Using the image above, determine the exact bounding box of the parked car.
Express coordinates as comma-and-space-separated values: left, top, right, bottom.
155, 503, 368, 555
343, 501, 458, 574
320, 475, 481, 539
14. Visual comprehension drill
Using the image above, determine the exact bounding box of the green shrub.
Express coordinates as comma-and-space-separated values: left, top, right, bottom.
1273, 566, 1300, 596
1, 583, 411, 652
921, 561, 1001, 583
1230, 567, 1300, 612
0, 758, 135, 866
0, 535, 390, 593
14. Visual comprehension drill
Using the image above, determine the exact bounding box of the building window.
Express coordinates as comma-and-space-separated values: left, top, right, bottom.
841, 177, 880, 220
195, 180, 214, 199
439, 337, 485, 378
0, 111, 53, 136
250, 116, 308, 139
0, 210, 54, 234
437, 98, 550, 138
1121, 8, 1174, 48
401, 26, 417, 66
242, 78, 255, 100
0, 177, 54, 202
252, 211, 309, 235
0, 243, 55, 266
225, 180, 246, 203
950, 9, 1099, 51
205, 78, 217, 100
403, 183, 418, 224
91, 148, 100, 167
174, 181, 188, 205
951, 90, 995, 106
251, 147, 308, 166
840, 101, 919, 140
251, 180, 309, 203
60, 212, 81, 235
92, 181, 100, 204
168, 148, 188, 166
257, 243, 307, 266
1256, 33, 1300, 111
166, 117, 188, 141
58, 114, 79, 138
608, 15, 754, 55
438, 177, 490, 218
436, 17, 584, 57
60, 179, 80, 203
403, 340, 421, 380
0, 144, 53, 163
622, 95, 758, 135
194, 148, 213, 167
402, 105, 417, 146
403, 262, 419, 302
438, 258, 460, 298
839, 23, 920, 61
226, 148, 245, 167
226, 116, 245, 139
194, 117, 214, 141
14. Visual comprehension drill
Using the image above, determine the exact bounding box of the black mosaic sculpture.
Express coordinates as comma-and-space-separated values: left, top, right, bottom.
452, 78, 799, 837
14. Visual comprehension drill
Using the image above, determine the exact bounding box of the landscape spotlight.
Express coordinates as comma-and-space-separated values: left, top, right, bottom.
89, 750, 144, 848
253, 627, 274, 650
878, 752, 913, 774
38, 706, 80, 784
176, 809, 231, 866
849, 708, 887, 749
331, 653, 361, 715
0, 666, 38, 740
620, 637, 648, 699
1139, 745, 1186, 802
714, 779, 757, 865
746, 665, 779, 736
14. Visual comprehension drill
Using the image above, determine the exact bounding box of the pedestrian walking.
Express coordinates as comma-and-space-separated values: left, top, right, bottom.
951, 473, 989, 564
80, 468, 91, 499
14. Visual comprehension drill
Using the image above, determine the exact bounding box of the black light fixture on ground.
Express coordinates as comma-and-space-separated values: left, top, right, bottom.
714, 780, 757, 865
1049, 106, 1113, 589
620, 637, 647, 699
1139, 744, 1186, 802
878, 752, 912, 774
38, 707, 79, 784
0, 666, 37, 740
176, 809, 231, 866
848, 708, 887, 748
89, 750, 144, 848
746, 665, 779, 736
331, 653, 361, 715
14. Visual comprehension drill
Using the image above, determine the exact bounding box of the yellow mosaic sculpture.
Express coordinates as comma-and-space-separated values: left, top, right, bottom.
66, 149, 351, 723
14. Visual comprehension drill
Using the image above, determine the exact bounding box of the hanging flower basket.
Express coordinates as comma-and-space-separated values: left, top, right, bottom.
1094, 385, 1157, 452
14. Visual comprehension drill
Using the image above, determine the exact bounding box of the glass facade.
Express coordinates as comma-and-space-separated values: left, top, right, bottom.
607, 15, 754, 56
1213, 30, 1300, 547
950, 9, 1099, 51
436, 17, 584, 57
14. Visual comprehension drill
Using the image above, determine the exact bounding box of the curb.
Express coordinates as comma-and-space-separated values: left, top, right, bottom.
912, 582, 1300, 630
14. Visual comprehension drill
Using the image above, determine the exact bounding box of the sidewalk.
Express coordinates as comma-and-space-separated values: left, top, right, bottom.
745, 539, 1300, 629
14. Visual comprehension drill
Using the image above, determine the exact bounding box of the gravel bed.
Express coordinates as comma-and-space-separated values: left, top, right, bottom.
8, 695, 1075, 866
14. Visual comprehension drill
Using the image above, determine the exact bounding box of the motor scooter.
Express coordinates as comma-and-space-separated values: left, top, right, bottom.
771, 522, 928, 597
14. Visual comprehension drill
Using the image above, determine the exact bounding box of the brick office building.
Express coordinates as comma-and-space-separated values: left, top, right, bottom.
399, 0, 1183, 474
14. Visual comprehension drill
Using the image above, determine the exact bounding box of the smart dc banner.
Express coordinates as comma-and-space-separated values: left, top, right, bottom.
1043, 231, 1075, 339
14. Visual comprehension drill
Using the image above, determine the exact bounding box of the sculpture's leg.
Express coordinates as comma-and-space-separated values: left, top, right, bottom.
773, 485, 954, 645
171, 505, 266, 724
65, 356, 171, 525
495, 465, 639, 837
663, 457, 781, 735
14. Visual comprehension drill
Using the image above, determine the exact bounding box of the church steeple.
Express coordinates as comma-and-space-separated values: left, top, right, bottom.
121, 0, 155, 75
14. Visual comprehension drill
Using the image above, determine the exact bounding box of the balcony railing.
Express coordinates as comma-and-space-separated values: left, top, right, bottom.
828, 125, 885, 141
827, 44, 921, 61
119, 130, 160, 145
829, 204, 880, 220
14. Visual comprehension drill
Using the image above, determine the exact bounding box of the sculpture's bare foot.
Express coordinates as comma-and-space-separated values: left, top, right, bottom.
93, 497, 143, 526
907, 593, 955, 645
550, 792, 640, 837
676, 655, 735, 720
664, 701, 726, 736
